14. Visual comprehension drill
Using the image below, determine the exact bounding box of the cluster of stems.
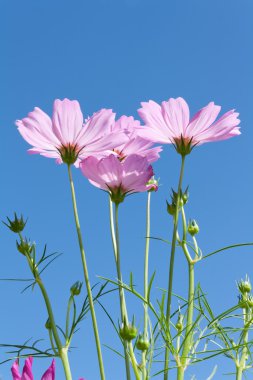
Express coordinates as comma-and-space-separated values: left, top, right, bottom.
17, 232, 73, 380
6, 154, 253, 380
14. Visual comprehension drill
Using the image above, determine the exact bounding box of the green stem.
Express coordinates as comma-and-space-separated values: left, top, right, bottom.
36, 278, 72, 379
109, 199, 131, 380
177, 366, 184, 380
236, 308, 249, 379
164, 155, 186, 380
180, 262, 194, 370
66, 295, 74, 344
67, 165, 105, 380
143, 191, 151, 379
112, 201, 141, 380
19, 237, 72, 380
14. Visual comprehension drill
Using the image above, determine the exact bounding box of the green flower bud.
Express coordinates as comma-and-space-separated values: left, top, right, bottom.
238, 276, 252, 295
175, 314, 184, 332
4, 213, 27, 233
238, 295, 249, 309
119, 321, 138, 341
136, 334, 150, 351
166, 200, 176, 216
187, 219, 199, 236
45, 318, 52, 330
170, 187, 189, 208
248, 295, 253, 308
147, 177, 159, 192
16, 238, 33, 256
70, 281, 83, 296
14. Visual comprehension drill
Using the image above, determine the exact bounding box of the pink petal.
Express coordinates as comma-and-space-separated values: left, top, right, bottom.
113, 115, 141, 136
137, 100, 170, 142
186, 102, 221, 138
11, 360, 22, 380
41, 359, 55, 380
79, 109, 115, 145
21, 357, 34, 380
16, 108, 60, 150
52, 99, 84, 145
161, 97, 190, 136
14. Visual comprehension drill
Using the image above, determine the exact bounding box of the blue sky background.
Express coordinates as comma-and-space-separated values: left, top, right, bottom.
1, 0, 253, 379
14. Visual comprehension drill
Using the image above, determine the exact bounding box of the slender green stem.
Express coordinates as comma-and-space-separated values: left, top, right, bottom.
180, 262, 194, 368
142, 191, 151, 379
48, 329, 58, 356
236, 308, 249, 380
66, 295, 74, 344
109, 199, 131, 380
67, 165, 105, 380
19, 234, 72, 380
111, 201, 141, 380
35, 279, 72, 379
164, 155, 186, 380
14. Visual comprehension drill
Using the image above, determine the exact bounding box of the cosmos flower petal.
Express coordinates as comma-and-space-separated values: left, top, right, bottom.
80, 154, 153, 199
161, 97, 190, 136
11, 360, 22, 380
52, 99, 83, 145
21, 357, 34, 380
41, 360, 55, 380
138, 97, 241, 151
186, 102, 221, 136
17, 100, 123, 165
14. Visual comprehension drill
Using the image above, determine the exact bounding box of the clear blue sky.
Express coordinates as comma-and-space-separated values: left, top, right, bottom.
1, 0, 253, 379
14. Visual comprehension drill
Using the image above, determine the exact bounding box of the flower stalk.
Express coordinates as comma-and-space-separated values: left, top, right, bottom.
142, 191, 151, 379
67, 165, 106, 380
164, 155, 186, 380
18, 233, 72, 380
109, 199, 141, 380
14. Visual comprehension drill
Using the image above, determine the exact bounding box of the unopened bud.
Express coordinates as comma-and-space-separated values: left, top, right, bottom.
175, 314, 184, 332
247, 295, 253, 308
16, 238, 33, 256
119, 321, 138, 341
70, 281, 83, 296
45, 318, 52, 330
187, 219, 199, 236
136, 334, 150, 351
147, 177, 159, 192
4, 213, 27, 233
166, 201, 176, 216
238, 276, 251, 295
238, 295, 248, 309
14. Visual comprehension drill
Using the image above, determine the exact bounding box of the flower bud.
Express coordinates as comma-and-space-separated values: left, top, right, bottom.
175, 314, 184, 332
238, 276, 251, 295
170, 187, 189, 209
4, 213, 27, 233
119, 321, 138, 341
166, 201, 176, 216
187, 219, 199, 236
147, 177, 159, 192
70, 281, 83, 296
238, 295, 248, 309
45, 318, 52, 330
136, 335, 150, 351
16, 238, 33, 256
248, 295, 253, 308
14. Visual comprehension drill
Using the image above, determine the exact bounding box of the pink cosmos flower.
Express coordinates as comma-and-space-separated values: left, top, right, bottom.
11, 357, 55, 380
137, 97, 240, 155
94, 115, 162, 163
110, 116, 162, 163
16, 99, 126, 166
80, 154, 154, 203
